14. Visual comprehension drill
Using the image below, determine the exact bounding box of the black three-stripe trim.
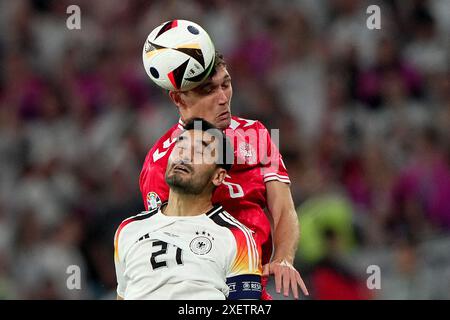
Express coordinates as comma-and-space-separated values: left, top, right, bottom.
132, 208, 158, 221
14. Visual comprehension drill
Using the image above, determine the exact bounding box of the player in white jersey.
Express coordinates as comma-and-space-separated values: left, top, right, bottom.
114, 118, 262, 300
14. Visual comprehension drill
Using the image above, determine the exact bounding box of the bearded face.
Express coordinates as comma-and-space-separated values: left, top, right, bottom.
165, 130, 221, 195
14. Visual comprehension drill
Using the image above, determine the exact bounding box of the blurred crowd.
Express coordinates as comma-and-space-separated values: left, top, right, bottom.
0, 0, 449, 299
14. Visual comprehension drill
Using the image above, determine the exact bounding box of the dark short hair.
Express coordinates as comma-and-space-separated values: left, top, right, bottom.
207, 51, 227, 78
183, 117, 233, 171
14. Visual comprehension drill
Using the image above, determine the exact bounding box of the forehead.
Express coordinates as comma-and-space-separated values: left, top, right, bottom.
210, 66, 230, 82
177, 130, 216, 145
194, 66, 230, 89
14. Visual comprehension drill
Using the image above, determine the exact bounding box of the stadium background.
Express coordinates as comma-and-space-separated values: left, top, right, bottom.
0, 0, 449, 299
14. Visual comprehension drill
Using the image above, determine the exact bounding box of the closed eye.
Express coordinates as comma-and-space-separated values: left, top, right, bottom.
201, 85, 215, 94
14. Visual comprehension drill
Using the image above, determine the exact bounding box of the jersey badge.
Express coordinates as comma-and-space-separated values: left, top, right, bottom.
189, 231, 214, 255
238, 142, 257, 164
147, 192, 162, 210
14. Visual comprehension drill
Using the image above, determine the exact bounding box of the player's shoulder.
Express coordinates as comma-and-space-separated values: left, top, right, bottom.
114, 208, 159, 241
114, 208, 159, 260
151, 121, 182, 149
229, 116, 266, 131
143, 121, 182, 165
207, 205, 255, 242
208, 206, 260, 273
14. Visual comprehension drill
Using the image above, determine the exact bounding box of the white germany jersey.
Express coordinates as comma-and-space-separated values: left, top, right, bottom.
114, 205, 262, 300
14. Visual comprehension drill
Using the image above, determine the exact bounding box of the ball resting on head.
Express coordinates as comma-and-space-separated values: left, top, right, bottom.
142, 19, 216, 92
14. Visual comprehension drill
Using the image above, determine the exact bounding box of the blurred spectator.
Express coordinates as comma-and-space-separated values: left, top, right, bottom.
356, 37, 423, 109
403, 4, 448, 77
327, 0, 383, 67
386, 126, 450, 241
310, 228, 372, 300
0, 0, 448, 299
295, 157, 357, 265
380, 234, 435, 299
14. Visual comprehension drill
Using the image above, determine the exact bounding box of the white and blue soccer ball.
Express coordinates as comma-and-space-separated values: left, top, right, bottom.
142, 19, 215, 91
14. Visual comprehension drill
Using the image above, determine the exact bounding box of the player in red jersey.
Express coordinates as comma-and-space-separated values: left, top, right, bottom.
140, 52, 308, 299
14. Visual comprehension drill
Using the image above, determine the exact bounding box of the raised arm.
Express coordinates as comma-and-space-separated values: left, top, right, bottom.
264, 180, 309, 299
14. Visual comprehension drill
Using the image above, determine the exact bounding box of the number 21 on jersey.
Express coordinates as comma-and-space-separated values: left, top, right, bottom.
149, 240, 183, 270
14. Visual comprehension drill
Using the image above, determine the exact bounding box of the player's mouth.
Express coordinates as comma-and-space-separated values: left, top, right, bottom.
173, 164, 192, 174
217, 111, 230, 120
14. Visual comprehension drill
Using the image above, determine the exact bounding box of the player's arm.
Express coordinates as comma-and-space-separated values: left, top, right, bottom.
264, 180, 308, 298
257, 121, 309, 298
117, 295, 123, 300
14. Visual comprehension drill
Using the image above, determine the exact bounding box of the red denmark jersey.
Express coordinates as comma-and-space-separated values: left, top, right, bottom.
139, 116, 290, 264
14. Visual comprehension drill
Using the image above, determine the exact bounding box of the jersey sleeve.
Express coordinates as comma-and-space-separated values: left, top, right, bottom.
114, 225, 127, 298
139, 140, 173, 211
225, 222, 263, 300
139, 148, 154, 209
257, 121, 291, 185
139, 124, 183, 211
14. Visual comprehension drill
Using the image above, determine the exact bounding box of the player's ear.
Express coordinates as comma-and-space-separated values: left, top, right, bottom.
212, 168, 227, 187
169, 90, 187, 109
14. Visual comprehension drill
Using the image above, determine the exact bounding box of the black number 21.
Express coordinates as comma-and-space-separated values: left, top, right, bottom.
150, 240, 183, 270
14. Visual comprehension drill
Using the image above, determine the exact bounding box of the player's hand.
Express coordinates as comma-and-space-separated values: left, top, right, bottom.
262, 259, 309, 299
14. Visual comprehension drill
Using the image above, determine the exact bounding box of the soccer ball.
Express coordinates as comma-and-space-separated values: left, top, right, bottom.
142, 19, 216, 91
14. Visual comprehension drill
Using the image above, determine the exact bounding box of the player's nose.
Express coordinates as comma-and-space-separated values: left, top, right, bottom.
172, 146, 192, 165
217, 87, 228, 105
177, 149, 192, 163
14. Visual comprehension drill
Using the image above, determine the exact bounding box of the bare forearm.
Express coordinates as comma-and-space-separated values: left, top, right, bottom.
272, 207, 299, 264
266, 181, 300, 264
265, 181, 309, 297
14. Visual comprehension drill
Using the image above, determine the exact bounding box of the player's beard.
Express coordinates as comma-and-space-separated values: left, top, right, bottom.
165, 167, 214, 195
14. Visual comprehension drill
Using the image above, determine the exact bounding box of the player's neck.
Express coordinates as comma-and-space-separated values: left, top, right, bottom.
163, 191, 213, 217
